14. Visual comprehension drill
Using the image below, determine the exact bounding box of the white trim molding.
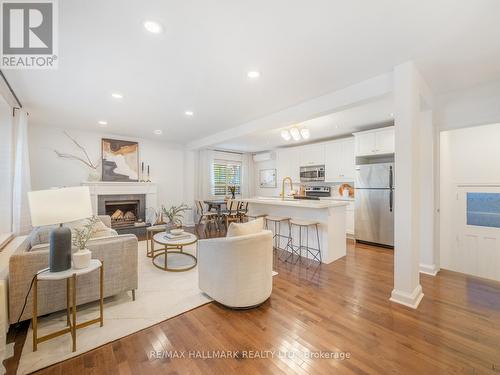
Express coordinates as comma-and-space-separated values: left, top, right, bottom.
420, 263, 440, 276
390, 285, 424, 309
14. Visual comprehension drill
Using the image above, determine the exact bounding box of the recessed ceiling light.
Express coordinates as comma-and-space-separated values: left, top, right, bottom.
98, 120, 108, 126
247, 71, 260, 79
111, 93, 123, 99
144, 20, 162, 34
184, 110, 194, 116
290, 127, 301, 141
154, 129, 163, 135
390, 113, 394, 117
281, 129, 291, 141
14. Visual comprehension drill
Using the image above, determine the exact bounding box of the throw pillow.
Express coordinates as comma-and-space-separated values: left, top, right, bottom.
226, 217, 264, 237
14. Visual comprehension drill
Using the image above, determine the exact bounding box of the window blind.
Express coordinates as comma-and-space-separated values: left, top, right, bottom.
212, 160, 242, 196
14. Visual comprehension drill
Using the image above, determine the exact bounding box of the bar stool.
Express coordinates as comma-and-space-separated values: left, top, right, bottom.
286, 219, 322, 265
246, 213, 268, 222
265, 216, 291, 252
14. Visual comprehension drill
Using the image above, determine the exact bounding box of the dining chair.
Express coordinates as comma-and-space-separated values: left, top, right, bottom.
238, 201, 249, 222
222, 199, 241, 229
196, 200, 220, 231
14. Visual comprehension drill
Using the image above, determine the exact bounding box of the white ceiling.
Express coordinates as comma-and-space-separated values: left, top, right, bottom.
214, 96, 394, 152
4, 0, 500, 143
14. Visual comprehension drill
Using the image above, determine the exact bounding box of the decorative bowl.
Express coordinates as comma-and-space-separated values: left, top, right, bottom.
170, 228, 184, 235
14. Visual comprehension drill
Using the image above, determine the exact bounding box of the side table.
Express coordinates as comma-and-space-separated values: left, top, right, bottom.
33, 259, 104, 352
146, 225, 167, 257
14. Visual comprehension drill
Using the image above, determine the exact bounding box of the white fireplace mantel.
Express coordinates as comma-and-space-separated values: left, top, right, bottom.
81, 181, 158, 215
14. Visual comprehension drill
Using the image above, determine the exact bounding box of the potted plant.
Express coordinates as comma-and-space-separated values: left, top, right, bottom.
162, 204, 190, 229
228, 185, 237, 199
72, 216, 99, 269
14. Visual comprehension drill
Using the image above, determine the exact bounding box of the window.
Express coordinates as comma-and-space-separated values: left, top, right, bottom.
212, 160, 241, 196
467, 192, 500, 228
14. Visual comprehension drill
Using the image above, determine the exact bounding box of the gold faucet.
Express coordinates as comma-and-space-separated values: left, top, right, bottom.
280, 177, 293, 200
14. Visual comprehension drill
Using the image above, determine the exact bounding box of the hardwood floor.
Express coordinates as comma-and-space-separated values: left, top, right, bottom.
5, 227, 500, 374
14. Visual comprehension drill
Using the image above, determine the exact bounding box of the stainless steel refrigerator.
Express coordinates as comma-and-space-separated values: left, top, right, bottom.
354, 162, 394, 247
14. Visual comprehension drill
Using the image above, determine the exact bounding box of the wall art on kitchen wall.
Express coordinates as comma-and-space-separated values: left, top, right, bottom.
259, 168, 277, 188
101, 138, 139, 181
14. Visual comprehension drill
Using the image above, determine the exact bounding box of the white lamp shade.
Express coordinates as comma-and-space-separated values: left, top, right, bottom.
28, 186, 93, 226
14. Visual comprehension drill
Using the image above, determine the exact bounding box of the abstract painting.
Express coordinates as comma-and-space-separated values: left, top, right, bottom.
101, 138, 139, 181
259, 168, 277, 188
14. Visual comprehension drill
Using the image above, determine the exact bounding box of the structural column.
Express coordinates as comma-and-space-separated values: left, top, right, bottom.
391, 61, 430, 308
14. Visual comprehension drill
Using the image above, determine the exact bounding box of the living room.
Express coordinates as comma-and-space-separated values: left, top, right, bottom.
2, 1, 500, 374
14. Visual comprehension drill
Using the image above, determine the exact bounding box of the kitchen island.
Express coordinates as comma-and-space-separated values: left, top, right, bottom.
242, 198, 348, 264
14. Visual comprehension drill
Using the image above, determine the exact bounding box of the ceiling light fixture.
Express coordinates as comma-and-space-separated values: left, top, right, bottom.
247, 71, 260, 79
289, 127, 301, 141
300, 128, 310, 140
390, 113, 394, 117
184, 110, 194, 116
98, 120, 108, 126
144, 20, 163, 34
111, 93, 123, 99
154, 129, 163, 135
281, 129, 291, 141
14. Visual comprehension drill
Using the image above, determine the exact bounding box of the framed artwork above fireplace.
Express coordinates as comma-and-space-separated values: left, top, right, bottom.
101, 138, 139, 182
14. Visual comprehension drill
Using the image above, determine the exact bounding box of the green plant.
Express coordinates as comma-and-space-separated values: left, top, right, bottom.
72, 216, 99, 251
162, 204, 189, 226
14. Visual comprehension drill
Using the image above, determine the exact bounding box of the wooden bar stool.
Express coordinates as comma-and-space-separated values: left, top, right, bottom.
286, 219, 322, 266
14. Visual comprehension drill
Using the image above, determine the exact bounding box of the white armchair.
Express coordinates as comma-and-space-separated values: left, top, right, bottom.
198, 230, 273, 308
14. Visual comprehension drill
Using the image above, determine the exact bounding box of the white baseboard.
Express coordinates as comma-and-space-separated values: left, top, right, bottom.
419, 263, 440, 276
390, 284, 424, 309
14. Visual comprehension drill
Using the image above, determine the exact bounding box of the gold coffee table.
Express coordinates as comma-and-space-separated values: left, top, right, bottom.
152, 232, 198, 272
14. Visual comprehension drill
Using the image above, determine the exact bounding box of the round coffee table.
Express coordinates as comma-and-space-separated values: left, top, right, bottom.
152, 232, 198, 272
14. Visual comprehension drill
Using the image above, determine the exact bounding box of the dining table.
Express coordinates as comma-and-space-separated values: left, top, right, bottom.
203, 199, 227, 216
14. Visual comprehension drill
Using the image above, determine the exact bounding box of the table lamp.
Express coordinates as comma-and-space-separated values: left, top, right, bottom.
28, 186, 93, 272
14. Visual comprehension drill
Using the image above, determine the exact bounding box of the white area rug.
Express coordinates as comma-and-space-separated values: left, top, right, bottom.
17, 241, 211, 375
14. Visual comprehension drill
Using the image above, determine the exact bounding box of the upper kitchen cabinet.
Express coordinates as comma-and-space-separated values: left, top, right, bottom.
325, 138, 355, 182
276, 147, 300, 183
353, 126, 395, 156
299, 143, 325, 166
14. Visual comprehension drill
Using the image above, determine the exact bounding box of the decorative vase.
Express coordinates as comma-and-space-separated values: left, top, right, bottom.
231, 191, 235, 199
87, 168, 100, 182
73, 248, 92, 269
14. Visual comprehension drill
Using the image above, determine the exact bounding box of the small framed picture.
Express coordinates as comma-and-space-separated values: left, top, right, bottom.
259, 169, 277, 188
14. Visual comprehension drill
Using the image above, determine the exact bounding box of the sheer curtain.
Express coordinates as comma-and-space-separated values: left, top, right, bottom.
12, 110, 32, 235
241, 153, 255, 198
194, 148, 214, 201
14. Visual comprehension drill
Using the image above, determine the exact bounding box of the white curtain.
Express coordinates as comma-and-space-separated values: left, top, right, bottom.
241, 153, 255, 198
12, 110, 32, 235
194, 148, 214, 201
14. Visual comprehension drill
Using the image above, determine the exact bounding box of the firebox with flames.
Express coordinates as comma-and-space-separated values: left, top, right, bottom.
110, 209, 137, 228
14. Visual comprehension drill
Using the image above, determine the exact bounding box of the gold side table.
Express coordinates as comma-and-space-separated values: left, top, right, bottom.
146, 225, 167, 258
152, 232, 198, 272
32, 259, 104, 352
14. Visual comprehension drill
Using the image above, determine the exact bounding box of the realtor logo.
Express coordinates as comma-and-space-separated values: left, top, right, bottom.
1, 0, 58, 69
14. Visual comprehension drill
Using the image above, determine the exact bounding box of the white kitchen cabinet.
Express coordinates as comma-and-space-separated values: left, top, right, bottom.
276, 148, 300, 184
299, 143, 325, 166
346, 201, 355, 236
353, 126, 395, 156
325, 138, 355, 182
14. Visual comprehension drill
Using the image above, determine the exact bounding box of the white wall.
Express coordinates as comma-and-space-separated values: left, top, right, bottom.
440, 123, 500, 281
253, 159, 280, 197
0, 96, 12, 234
28, 125, 186, 209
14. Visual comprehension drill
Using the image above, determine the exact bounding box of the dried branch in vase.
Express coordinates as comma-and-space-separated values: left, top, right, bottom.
54, 131, 100, 170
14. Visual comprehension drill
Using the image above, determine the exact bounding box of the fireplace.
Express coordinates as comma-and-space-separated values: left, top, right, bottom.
97, 194, 146, 231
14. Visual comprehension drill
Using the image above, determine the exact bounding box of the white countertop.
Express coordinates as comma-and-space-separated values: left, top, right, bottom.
320, 196, 355, 202
243, 197, 348, 209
